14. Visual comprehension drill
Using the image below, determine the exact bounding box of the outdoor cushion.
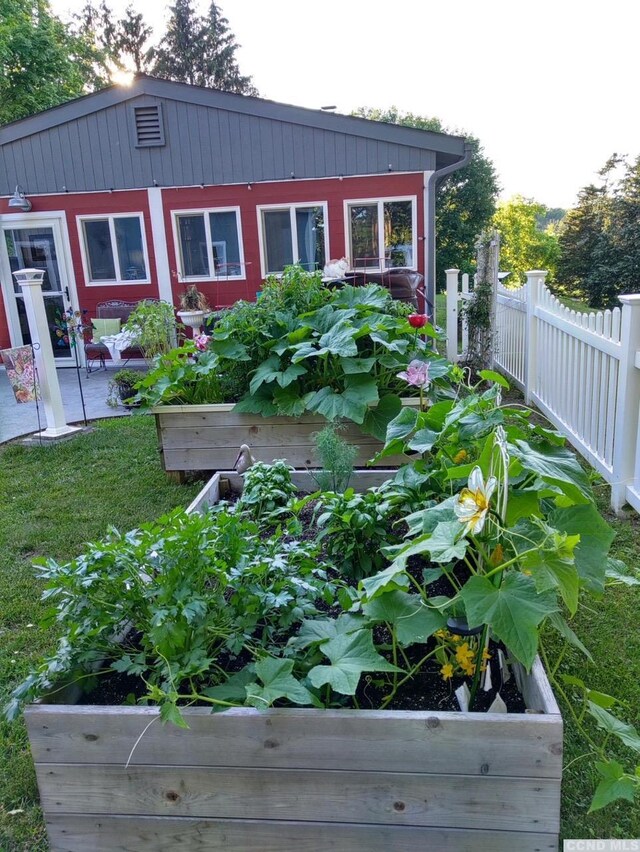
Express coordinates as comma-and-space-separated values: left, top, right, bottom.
91, 317, 121, 344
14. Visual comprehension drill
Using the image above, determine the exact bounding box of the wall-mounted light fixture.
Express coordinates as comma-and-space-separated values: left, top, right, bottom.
8, 185, 32, 212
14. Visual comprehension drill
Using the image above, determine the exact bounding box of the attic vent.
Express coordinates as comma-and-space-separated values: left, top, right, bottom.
133, 104, 165, 147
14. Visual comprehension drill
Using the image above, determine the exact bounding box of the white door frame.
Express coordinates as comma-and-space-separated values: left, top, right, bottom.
0, 210, 80, 364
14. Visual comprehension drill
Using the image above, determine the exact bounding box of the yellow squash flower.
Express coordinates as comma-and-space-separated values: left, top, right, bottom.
440, 663, 454, 681
454, 466, 497, 535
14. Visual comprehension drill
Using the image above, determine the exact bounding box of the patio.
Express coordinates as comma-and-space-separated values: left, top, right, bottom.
0, 366, 129, 444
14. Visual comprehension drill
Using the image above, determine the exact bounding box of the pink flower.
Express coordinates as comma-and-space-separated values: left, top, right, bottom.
397, 359, 431, 389
194, 333, 210, 351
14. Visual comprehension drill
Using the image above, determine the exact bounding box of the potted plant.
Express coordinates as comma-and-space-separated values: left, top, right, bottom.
136, 266, 445, 475
123, 300, 176, 363
9, 373, 639, 850
176, 285, 210, 335
106, 368, 144, 408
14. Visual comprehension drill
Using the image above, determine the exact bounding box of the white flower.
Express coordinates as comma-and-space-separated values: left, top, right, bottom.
454, 467, 497, 535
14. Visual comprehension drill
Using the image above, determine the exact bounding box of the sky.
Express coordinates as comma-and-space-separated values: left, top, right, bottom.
50, 0, 640, 210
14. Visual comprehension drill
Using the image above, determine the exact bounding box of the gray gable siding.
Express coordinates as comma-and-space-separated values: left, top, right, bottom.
0, 78, 464, 196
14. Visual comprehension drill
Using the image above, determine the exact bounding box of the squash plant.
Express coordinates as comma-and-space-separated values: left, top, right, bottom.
6, 371, 640, 814
134, 267, 451, 438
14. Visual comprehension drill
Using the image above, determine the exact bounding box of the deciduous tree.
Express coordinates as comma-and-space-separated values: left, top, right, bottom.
0, 0, 103, 124
492, 196, 561, 285
353, 107, 499, 289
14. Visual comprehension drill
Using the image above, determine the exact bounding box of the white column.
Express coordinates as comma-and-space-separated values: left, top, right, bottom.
524, 270, 547, 404
147, 187, 174, 305
445, 268, 460, 363
611, 294, 640, 512
17, 269, 80, 438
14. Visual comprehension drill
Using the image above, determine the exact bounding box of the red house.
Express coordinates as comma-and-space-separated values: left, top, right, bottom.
0, 76, 468, 365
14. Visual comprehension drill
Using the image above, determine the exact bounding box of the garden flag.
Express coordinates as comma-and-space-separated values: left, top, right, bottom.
0, 346, 40, 403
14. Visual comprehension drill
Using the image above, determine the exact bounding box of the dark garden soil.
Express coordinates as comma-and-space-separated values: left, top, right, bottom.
83, 489, 528, 715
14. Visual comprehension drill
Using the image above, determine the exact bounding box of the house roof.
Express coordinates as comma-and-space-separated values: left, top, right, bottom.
0, 75, 467, 195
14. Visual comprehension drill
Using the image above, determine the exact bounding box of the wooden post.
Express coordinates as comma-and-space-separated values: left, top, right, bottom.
611, 294, 640, 512
524, 270, 547, 405
445, 268, 460, 363
15, 269, 81, 439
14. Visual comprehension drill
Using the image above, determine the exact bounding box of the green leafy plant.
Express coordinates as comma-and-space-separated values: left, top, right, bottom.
135, 267, 451, 435
106, 368, 144, 408
237, 460, 297, 520
5, 505, 336, 719
311, 422, 358, 492
124, 299, 175, 361
7, 379, 639, 817
315, 487, 394, 580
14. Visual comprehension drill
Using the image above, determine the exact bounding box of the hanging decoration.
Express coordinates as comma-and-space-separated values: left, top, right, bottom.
0, 345, 40, 403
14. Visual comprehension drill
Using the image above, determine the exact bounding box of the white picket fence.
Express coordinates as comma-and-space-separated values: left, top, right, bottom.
446, 268, 640, 512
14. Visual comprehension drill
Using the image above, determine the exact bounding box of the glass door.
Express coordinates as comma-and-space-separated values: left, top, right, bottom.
2, 225, 72, 360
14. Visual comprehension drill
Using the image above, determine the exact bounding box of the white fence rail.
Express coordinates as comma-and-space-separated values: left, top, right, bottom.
446, 268, 640, 512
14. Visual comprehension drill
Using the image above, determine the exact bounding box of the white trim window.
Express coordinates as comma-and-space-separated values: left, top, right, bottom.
345, 196, 417, 272
257, 203, 328, 276
78, 213, 150, 285
173, 207, 245, 282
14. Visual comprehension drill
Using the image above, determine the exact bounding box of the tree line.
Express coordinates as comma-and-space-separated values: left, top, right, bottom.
4, 2, 635, 307
0, 0, 256, 126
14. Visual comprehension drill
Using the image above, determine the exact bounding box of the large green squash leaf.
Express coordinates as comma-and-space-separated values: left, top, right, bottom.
548, 505, 616, 595
363, 591, 445, 646
360, 564, 410, 600
510, 440, 593, 504
308, 629, 400, 695
385, 407, 419, 442
246, 658, 318, 707
361, 394, 403, 441
589, 761, 636, 812
460, 573, 558, 669
587, 702, 640, 753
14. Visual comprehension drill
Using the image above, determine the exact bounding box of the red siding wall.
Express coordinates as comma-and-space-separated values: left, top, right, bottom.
0, 189, 158, 349
162, 173, 424, 308
0, 173, 424, 349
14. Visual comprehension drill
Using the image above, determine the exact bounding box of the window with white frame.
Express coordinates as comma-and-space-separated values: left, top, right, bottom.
174, 208, 244, 280
258, 204, 327, 275
79, 214, 149, 284
346, 197, 417, 272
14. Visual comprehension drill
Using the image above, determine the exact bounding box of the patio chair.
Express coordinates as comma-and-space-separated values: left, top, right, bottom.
83, 300, 158, 376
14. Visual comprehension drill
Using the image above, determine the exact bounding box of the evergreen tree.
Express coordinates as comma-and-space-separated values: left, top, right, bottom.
76, 0, 152, 74
149, 0, 201, 85
353, 107, 499, 288
198, 1, 257, 94
557, 155, 640, 308
150, 0, 256, 94
115, 5, 152, 73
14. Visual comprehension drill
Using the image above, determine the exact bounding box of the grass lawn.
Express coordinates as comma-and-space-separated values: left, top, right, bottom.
0, 412, 638, 849
0, 416, 200, 852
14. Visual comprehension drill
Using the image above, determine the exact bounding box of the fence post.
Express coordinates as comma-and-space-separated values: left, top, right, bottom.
611, 294, 640, 512
461, 273, 470, 356
523, 270, 547, 404
445, 268, 460, 363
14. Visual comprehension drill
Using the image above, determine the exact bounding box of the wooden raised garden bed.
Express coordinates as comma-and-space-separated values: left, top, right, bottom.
25, 473, 562, 852
153, 399, 420, 474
